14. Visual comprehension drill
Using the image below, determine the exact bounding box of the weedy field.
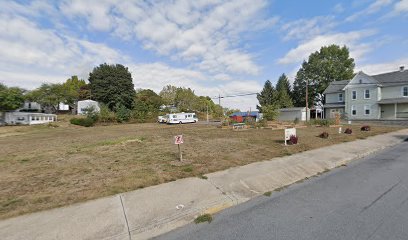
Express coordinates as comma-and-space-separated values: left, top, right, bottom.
0, 119, 401, 219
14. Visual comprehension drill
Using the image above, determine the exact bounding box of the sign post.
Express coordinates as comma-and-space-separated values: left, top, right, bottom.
174, 135, 184, 161
284, 128, 296, 146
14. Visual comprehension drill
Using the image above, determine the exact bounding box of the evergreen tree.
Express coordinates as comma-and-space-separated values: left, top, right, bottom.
275, 74, 293, 108
88, 63, 135, 110
256, 80, 277, 112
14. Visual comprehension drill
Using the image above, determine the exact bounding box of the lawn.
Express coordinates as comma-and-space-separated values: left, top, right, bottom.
0, 120, 402, 219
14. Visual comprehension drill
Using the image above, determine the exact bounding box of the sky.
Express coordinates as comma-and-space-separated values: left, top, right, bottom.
1, 0, 407, 111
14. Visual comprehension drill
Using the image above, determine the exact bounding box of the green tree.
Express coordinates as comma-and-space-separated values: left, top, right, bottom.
256, 80, 277, 112
88, 63, 135, 110
159, 85, 178, 106
134, 89, 163, 112
0, 83, 25, 111
275, 74, 293, 108
26, 83, 64, 113
61, 76, 87, 113
262, 104, 279, 121
292, 44, 355, 107
175, 87, 197, 112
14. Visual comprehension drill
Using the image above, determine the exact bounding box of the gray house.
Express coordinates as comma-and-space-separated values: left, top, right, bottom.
323, 66, 408, 120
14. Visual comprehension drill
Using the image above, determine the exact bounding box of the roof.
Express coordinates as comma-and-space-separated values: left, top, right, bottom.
323, 80, 350, 94
371, 70, 408, 86
5, 112, 56, 116
323, 103, 345, 108
230, 111, 259, 117
279, 107, 306, 112
378, 98, 408, 104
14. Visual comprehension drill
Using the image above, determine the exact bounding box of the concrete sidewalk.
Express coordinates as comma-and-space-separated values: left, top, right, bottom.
1, 129, 407, 240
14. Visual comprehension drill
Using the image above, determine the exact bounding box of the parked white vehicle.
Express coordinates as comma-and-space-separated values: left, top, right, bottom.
157, 115, 168, 123
167, 113, 198, 124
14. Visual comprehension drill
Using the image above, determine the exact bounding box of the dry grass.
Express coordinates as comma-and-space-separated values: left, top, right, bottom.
0, 121, 402, 219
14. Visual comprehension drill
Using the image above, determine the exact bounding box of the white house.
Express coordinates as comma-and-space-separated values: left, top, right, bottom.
2, 112, 57, 125
323, 66, 408, 120
77, 100, 100, 115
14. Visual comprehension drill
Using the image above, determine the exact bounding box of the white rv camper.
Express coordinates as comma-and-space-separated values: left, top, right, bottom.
166, 113, 198, 124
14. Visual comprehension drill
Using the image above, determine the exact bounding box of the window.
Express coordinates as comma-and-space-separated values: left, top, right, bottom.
36, 117, 39, 121
403, 86, 408, 97
364, 105, 371, 115
17, 117, 25, 121
31, 116, 35, 121
351, 105, 356, 116
338, 93, 343, 102
359, 79, 363, 84
364, 89, 370, 99
352, 91, 357, 100
172, 115, 177, 118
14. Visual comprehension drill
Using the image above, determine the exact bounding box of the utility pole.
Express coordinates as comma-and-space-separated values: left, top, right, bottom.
218, 93, 221, 106
305, 78, 309, 122
206, 104, 209, 123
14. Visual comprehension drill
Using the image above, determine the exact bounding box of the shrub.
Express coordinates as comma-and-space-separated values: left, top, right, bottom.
289, 135, 298, 144
70, 117, 95, 127
319, 131, 329, 139
361, 125, 371, 131
344, 128, 353, 134
293, 117, 299, 125
99, 104, 116, 123
115, 104, 131, 123
83, 106, 99, 122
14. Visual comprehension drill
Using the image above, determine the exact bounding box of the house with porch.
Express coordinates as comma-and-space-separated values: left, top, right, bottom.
323, 66, 408, 120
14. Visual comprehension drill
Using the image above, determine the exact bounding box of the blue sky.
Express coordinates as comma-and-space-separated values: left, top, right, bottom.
0, 0, 407, 110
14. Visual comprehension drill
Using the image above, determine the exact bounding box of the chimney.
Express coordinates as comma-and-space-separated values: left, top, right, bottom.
400, 66, 405, 72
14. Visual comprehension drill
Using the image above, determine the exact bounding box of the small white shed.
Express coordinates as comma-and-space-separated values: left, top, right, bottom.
77, 100, 100, 115
278, 107, 310, 122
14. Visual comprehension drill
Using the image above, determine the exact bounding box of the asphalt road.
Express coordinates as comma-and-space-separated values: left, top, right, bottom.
156, 141, 408, 240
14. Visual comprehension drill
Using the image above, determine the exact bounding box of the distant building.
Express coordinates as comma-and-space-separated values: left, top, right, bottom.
229, 111, 263, 123
278, 107, 310, 122
77, 100, 100, 115
22, 101, 41, 111
1, 112, 56, 125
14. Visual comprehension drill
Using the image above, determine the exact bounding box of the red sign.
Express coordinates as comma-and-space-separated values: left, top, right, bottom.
174, 135, 183, 144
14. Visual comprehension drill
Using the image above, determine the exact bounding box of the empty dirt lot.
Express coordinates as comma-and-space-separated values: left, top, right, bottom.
0, 121, 401, 219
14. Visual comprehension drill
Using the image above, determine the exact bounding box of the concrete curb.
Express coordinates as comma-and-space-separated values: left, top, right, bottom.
0, 129, 407, 240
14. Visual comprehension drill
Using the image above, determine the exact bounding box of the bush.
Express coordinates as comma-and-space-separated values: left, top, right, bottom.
319, 131, 329, 139
361, 125, 371, 131
83, 106, 99, 122
115, 104, 131, 123
289, 135, 298, 144
70, 117, 95, 127
293, 117, 299, 125
99, 104, 116, 123
344, 128, 353, 134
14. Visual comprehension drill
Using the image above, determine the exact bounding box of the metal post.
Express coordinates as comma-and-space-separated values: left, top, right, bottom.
178, 144, 182, 161
305, 79, 309, 122
206, 104, 209, 123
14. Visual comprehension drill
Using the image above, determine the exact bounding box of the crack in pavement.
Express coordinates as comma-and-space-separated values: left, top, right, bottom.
119, 195, 132, 240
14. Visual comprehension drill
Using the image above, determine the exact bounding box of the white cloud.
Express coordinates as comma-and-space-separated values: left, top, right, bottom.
356, 57, 408, 74
346, 0, 393, 22
278, 30, 376, 65
393, 0, 408, 13
128, 62, 261, 111
0, 12, 128, 89
333, 3, 345, 13
60, 0, 277, 76
281, 16, 337, 41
